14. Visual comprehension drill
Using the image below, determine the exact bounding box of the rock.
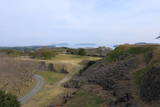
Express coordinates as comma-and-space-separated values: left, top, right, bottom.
60, 68, 68, 74
96, 78, 116, 90
48, 63, 56, 72
64, 78, 82, 88
108, 97, 118, 107
140, 67, 160, 102
39, 61, 47, 71
113, 85, 133, 102
82, 57, 140, 85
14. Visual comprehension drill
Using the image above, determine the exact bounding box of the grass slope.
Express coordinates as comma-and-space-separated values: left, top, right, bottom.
23, 54, 100, 107
65, 90, 104, 107
36, 72, 66, 85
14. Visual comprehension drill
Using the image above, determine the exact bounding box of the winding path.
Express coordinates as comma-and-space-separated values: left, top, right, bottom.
18, 74, 44, 104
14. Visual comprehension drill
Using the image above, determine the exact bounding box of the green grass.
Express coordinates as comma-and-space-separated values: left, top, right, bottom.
35, 54, 100, 85
127, 47, 152, 54
65, 90, 104, 107
36, 72, 66, 85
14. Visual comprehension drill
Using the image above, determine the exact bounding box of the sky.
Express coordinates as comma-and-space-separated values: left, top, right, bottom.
0, 0, 160, 47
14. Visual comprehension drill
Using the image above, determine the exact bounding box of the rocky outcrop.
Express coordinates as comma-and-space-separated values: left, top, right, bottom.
108, 84, 139, 107
38, 61, 56, 72
82, 56, 142, 88
63, 45, 160, 107
140, 67, 160, 102
64, 78, 84, 88
39, 61, 47, 71
65, 56, 144, 107
48, 63, 56, 72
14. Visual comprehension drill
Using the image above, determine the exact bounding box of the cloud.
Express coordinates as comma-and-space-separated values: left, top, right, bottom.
0, 0, 160, 46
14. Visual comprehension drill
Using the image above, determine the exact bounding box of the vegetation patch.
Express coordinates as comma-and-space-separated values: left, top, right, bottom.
36, 72, 66, 85
134, 64, 157, 87
50, 54, 100, 64
31, 48, 57, 60
0, 90, 20, 107
65, 89, 104, 107
78, 48, 86, 56
107, 45, 154, 61
0, 49, 24, 56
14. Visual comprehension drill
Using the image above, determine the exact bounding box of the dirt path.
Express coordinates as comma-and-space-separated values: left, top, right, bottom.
18, 75, 44, 104
22, 66, 80, 107
55, 67, 79, 87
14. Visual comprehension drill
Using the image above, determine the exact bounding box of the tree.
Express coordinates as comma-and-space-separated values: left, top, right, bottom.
32, 49, 57, 60
0, 90, 20, 107
78, 48, 86, 56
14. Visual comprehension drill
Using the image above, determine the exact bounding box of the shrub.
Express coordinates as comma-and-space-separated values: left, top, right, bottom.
0, 90, 20, 107
107, 46, 153, 61
67, 49, 79, 55
107, 47, 127, 61
0, 49, 23, 56
78, 49, 86, 56
32, 49, 57, 60
127, 47, 153, 54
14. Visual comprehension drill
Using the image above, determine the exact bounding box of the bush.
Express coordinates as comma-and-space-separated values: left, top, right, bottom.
107, 46, 153, 61
127, 47, 152, 54
0, 49, 24, 56
32, 49, 57, 60
107, 47, 127, 61
66, 49, 79, 55
0, 90, 20, 107
78, 49, 86, 56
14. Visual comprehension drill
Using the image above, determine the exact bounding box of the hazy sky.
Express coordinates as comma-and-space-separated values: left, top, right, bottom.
0, 0, 160, 46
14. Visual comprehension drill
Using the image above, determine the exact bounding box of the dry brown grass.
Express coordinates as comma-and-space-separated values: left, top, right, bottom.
0, 55, 38, 97
22, 54, 100, 107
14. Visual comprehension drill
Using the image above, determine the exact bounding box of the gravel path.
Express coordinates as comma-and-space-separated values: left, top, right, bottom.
18, 74, 44, 104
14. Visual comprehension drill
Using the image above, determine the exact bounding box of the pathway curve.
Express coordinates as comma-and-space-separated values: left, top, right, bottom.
18, 74, 44, 104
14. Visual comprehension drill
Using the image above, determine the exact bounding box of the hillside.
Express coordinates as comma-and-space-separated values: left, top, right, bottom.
62, 44, 160, 107
21, 54, 100, 107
